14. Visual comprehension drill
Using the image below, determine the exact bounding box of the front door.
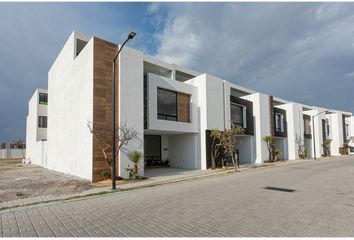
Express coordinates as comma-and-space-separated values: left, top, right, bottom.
144, 135, 162, 167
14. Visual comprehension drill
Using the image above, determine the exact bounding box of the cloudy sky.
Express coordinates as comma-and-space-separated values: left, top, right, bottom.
1, 2, 354, 143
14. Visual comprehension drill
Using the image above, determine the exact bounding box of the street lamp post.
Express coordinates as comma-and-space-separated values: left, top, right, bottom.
312, 110, 332, 160
112, 32, 136, 190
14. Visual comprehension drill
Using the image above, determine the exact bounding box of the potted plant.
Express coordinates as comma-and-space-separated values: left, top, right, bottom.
340, 143, 349, 155
129, 151, 142, 178
304, 147, 309, 159
322, 140, 331, 157
274, 149, 282, 161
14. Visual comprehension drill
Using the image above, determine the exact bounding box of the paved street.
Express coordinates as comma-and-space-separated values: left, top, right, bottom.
1, 156, 354, 237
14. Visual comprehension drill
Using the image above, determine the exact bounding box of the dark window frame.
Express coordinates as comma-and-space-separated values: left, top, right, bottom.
39, 93, 48, 105
275, 113, 284, 132
230, 103, 245, 128
38, 116, 47, 128
303, 115, 312, 139
157, 87, 178, 122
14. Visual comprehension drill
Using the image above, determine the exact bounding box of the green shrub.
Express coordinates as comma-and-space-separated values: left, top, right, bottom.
100, 170, 111, 180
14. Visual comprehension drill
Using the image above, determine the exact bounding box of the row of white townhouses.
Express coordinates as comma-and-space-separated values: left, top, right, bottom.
26, 31, 354, 182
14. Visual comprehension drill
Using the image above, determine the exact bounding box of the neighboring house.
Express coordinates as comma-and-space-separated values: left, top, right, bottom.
26, 88, 48, 165
26, 31, 354, 182
0, 140, 26, 159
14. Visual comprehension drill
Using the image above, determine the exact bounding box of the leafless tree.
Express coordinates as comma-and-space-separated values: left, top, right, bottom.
295, 134, 305, 159
87, 121, 137, 171
222, 124, 244, 171
210, 129, 223, 170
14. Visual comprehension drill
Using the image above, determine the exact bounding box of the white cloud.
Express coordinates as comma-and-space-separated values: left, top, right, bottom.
345, 72, 354, 78
150, 3, 354, 111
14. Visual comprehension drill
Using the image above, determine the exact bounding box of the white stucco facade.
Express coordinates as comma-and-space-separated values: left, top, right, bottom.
25, 88, 48, 165
25, 30, 354, 182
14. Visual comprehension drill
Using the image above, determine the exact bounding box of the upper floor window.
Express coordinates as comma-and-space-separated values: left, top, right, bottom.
275, 113, 284, 132
231, 103, 245, 128
157, 88, 177, 121
304, 117, 311, 135
38, 116, 47, 128
39, 93, 48, 105
346, 124, 349, 137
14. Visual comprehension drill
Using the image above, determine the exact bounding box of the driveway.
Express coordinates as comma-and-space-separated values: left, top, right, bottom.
0, 161, 92, 203
1, 156, 354, 237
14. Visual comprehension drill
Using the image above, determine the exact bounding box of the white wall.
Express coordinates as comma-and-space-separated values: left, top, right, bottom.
147, 73, 199, 133
0, 149, 25, 159
276, 103, 302, 160
237, 136, 254, 164
47, 31, 94, 180
329, 113, 344, 156
186, 74, 226, 169
168, 134, 200, 169
242, 93, 271, 163
304, 109, 326, 158
26, 88, 47, 164
118, 46, 144, 179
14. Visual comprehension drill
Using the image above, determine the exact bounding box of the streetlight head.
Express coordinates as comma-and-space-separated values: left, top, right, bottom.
128, 32, 136, 40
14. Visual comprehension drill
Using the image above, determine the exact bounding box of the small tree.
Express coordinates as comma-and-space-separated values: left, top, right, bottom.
210, 129, 223, 170
221, 124, 244, 171
295, 134, 305, 159
274, 149, 282, 161
87, 121, 137, 179
322, 140, 331, 157
129, 151, 142, 175
263, 135, 275, 162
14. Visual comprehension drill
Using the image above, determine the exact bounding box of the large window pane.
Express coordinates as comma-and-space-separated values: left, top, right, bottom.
231, 104, 243, 128
304, 118, 311, 134
157, 88, 177, 121
275, 113, 284, 132
39, 93, 48, 105
38, 116, 47, 128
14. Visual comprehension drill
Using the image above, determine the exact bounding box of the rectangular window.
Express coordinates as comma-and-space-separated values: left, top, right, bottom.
157, 88, 177, 121
275, 113, 284, 132
304, 118, 311, 135
39, 93, 48, 105
325, 119, 330, 138
38, 116, 47, 128
231, 103, 244, 128
346, 124, 349, 137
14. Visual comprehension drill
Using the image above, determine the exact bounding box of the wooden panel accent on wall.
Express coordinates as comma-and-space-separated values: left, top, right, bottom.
92, 37, 118, 182
177, 92, 190, 123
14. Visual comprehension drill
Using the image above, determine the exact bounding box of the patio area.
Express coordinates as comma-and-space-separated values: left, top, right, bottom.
144, 167, 207, 182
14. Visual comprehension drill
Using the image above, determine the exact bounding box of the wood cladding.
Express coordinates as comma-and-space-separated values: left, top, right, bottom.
177, 93, 190, 123
92, 37, 118, 182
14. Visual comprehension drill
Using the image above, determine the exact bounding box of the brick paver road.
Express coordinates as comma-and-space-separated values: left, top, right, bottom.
2, 156, 354, 237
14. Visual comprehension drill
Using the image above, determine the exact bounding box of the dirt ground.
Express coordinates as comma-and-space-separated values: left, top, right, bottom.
0, 160, 93, 203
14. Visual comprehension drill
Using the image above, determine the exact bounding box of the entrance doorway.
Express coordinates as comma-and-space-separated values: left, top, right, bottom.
144, 135, 163, 167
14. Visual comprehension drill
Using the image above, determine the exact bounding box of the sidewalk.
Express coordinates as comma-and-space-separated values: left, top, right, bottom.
0, 158, 319, 211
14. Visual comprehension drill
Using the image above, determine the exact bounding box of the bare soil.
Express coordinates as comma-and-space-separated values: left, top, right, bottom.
0, 161, 93, 203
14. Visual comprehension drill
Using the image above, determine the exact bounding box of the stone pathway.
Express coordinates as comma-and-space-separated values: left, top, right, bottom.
0, 158, 318, 211
1, 156, 354, 236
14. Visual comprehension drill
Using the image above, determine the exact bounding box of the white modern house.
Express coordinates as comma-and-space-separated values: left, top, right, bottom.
26, 88, 48, 165
26, 31, 354, 182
